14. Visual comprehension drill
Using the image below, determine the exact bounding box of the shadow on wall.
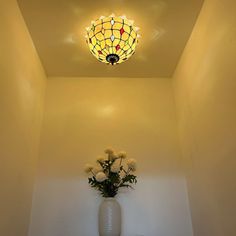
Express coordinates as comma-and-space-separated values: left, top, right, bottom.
29, 175, 193, 236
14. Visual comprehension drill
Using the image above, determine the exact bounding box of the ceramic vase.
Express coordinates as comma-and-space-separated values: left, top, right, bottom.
98, 198, 121, 236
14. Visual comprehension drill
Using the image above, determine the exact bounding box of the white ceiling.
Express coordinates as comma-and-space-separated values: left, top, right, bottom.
17, 0, 203, 78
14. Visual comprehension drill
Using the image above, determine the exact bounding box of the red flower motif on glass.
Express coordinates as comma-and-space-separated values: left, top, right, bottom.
120, 28, 125, 35
116, 45, 120, 51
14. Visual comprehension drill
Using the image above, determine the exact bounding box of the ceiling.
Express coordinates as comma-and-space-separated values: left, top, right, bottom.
17, 0, 203, 78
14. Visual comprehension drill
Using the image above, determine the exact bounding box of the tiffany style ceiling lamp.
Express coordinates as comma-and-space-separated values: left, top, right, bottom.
85, 14, 140, 65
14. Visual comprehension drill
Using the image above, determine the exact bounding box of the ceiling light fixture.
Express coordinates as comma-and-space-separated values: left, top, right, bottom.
85, 14, 140, 65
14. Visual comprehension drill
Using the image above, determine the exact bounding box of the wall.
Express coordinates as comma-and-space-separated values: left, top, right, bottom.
29, 78, 193, 236
173, 0, 236, 235
0, 1, 46, 235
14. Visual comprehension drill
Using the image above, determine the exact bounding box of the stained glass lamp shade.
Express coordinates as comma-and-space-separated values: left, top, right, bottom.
86, 15, 140, 65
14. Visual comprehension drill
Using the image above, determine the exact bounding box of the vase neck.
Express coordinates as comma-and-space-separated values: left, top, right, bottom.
104, 197, 116, 201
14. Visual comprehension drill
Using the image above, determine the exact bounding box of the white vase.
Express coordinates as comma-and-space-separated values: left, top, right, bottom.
98, 197, 121, 236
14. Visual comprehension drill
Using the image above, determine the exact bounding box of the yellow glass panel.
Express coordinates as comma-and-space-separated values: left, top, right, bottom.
113, 17, 123, 23
131, 30, 136, 39
131, 43, 136, 50
105, 39, 112, 46
100, 50, 107, 56
91, 37, 97, 45
111, 47, 116, 54
96, 32, 104, 41
95, 24, 102, 34
113, 39, 120, 46
102, 17, 111, 23
123, 19, 130, 26
128, 37, 133, 46
123, 24, 131, 34
128, 53, 132, 59
125, 50, 131, 56
119, 41, 125, 48
103, 48, 109, 55
100, 40, 105, 49
113, 30, 120, 38
123, 50, 129, 56
123, 44, 130, 51
113, 22, 122, 30
99, 54, 106, 59
94, 19, 102, 26
124, 55, 130, 60
90, 25, 95, 31
119, 54, 126, 59
105, 44, 109, 50
103, 22, 112, 29
104, 29, 112, 38
121, 32, 129, 41
117, 50, 123, 56
126, 48, 132, 55
89, 31, 94, 38
89, 43, 94, 50
129, 51, 134, 56
95, 45, 101, 51
109, 47, 114, 54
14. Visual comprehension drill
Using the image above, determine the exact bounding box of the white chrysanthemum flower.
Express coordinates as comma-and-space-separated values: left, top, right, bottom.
96, 156, 106, 163
111, 159, 120, 173
84, 164, 93, 173
104, 147, 114, 155
110, 153, 118, 160
127, 158, 137, 171
92, 166, 103, 175
95, 172, 107, 182
117, 151, 127, 159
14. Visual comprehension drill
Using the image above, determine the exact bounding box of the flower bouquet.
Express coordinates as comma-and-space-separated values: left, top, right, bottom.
85, 148, 137, 198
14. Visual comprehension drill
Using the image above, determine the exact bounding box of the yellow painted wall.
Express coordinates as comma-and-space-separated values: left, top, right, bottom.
29, 78, 193, 236
2, 0, 235, 235
173, 0, 236, 235
0, 1, 46, 235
